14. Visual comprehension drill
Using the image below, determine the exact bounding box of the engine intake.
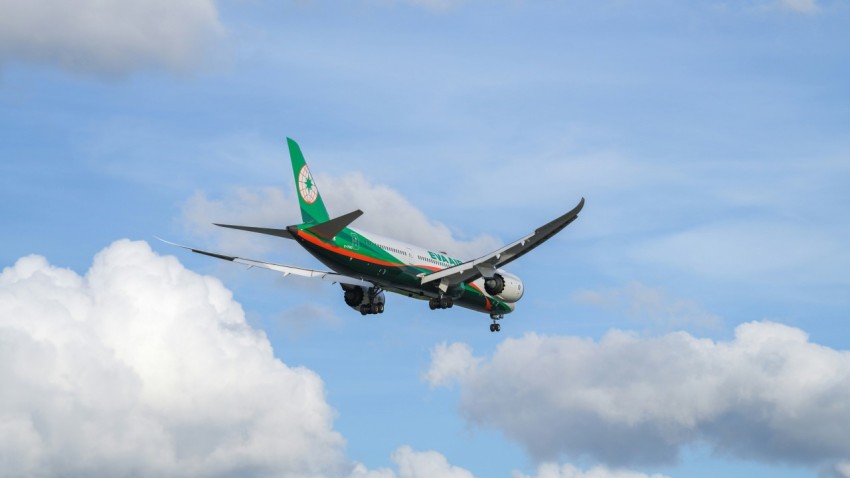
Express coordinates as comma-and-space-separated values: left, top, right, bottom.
483, 273, 524, 303
484, 274, 505, 295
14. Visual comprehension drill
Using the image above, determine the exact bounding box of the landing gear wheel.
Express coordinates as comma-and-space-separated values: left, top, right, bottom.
376, 303, 384, 314
360, 305, 369, 316
489, 313, 503, 332
429, 296, 454, 310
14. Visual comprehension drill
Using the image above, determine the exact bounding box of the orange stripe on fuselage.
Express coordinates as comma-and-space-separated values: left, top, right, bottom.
466, 282, 492, 311
296, 230, 402, 268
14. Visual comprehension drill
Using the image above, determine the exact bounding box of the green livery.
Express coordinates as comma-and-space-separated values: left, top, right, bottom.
288, 138, 330, 224
164, 138, 585, 332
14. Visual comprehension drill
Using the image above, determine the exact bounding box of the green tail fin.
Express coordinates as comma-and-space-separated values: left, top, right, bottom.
287, 138, 330, 224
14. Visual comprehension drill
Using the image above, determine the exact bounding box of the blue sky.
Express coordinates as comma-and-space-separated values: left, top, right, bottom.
2, 1, 850, 477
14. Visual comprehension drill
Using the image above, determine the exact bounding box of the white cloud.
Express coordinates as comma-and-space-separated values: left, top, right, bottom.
427, 322, 850, 469
423, 342, 481, 388
180, 187, 297, 255
513, 463, 668, 478
320, 172, 501, 259
180, 172, 501, 260
0, 0, 222, 76
392, 446, 474, 478
0, 240, 347, 476
572, 282, 722, 330
350, 446, 474, 478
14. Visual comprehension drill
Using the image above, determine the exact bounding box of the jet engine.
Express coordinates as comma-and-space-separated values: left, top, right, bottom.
483, 272, 524, 303
342, 285, 385, 315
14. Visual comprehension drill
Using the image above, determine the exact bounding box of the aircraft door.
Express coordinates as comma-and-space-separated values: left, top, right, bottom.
406, 248, 414, 265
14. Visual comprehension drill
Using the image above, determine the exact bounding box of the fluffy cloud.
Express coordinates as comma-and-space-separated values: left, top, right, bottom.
513, 463, 668, 478
350, 446, 473, 478
427, 322, 850, 470
0, 0, 221, 76
0, 240, 346, 476
319, 173, 501, 259
181, 187, 297, 255
423, 342, 481, 388
181, 172, 501, 260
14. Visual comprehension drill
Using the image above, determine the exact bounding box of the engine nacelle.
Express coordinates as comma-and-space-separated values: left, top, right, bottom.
483, 272, 524, 303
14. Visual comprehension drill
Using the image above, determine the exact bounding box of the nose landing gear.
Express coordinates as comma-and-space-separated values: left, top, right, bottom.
489, 314, 504, 332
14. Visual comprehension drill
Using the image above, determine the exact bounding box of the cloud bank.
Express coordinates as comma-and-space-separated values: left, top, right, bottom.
0, 240, 345, 476
351, 446, 474, 478
427, 323, 850, 470
0, 0, 222, 76
513, 463, 668, 478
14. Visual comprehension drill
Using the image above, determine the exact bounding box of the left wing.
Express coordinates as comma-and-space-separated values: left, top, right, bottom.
156, 238, 375, 288
420, 197, 584, 287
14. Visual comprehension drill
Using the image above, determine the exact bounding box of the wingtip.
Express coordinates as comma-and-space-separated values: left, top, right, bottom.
154, 236, 190, 250
574, 196, 586, 213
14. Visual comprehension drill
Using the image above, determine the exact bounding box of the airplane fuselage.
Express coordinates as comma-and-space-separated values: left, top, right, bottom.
288, 224, 518, 316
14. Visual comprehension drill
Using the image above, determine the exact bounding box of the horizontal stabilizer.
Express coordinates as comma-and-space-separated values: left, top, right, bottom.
305, 209, 363, 240
214, 223, 294, 240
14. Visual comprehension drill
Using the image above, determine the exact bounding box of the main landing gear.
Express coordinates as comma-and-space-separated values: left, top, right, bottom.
360, 302, 384, 315
489, 314, 504, 332
344, 286, 386, 315
429, 296, 454, 310
360, 287, 385, 315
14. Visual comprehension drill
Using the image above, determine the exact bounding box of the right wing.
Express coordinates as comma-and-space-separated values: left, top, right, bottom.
156, 238, 374, 288
420, 197, 585, 287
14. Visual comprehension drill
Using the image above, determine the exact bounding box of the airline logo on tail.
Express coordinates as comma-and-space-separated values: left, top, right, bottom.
297, 165, 319, 204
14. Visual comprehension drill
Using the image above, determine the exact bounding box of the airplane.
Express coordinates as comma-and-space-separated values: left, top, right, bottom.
161, 138, 584, 332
